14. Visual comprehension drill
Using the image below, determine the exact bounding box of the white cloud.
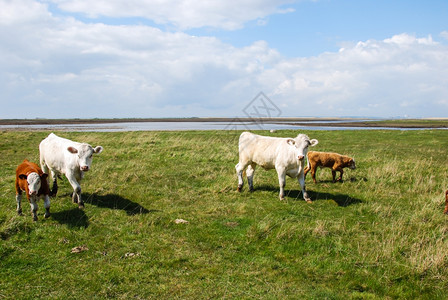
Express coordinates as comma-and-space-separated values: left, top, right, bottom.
1, 0, 447, 118
270, 33, 448, 117
0, 0, 51, 25
441, 31, 448, 40
0, 1, 283, 117
384, 33, 435, 46
47, 0, 297, 30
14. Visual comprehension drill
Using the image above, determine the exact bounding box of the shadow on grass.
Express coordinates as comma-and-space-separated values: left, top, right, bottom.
309, 191, 362, 207
250, 184, 362, 207
83, 193, 152, 216
51, 208, 89, 228
304, 176, 368, 184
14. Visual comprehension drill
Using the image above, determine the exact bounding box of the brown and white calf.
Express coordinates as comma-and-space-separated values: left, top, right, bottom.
15, 159, 51, 221
39, 133, 103, 209
236, 132, 318, 202
304, 151, 356, 183
444, 190, 448, 214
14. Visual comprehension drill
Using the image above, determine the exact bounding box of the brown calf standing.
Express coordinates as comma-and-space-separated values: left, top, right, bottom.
15, 159, 51, 221
304, 151, 356, 183
444, 190, 448, 214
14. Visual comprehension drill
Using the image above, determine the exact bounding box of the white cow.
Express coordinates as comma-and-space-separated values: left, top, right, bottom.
39, 133, 103, 208
236, 132, 318, 202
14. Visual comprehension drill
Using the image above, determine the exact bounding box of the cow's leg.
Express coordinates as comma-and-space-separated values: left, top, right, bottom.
29, 196, 38, 221
67, 174, 83, 209
16, 193, 23, 215
277, 169, 287, 201
331, 170, 337, 183
50, 170, 58, 196
311, 167, 317, 183
246, 163, 256, 192
235, 162, 247, 192
43, 195, 51, 218
337, 169, 344, 182
298, 172, 312, 203
304, 165, 310, 177
72, 187, 83, 209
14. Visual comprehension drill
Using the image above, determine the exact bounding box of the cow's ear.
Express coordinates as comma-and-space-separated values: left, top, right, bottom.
94, 146, 103, 154
309, 139, 319, 147
19, 174, 27, 180
286, 139, 295, 146
67, 146, 78, 154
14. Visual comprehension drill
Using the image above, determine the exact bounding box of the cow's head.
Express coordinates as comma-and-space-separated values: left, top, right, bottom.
347, 158, 356, 170
19, 172, 47, 195
287, 134, 318, 162
67, 144, 103, 171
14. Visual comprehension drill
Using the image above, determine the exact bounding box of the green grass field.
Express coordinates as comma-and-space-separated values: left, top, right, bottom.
1, 129, 448, 299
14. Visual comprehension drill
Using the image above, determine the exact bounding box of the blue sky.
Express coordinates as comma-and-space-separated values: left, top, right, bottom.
197, 0, 448, 57
1, 0, 447, 118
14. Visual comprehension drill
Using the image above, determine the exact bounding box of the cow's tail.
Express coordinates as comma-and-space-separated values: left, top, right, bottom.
306, 152, 311, 170
39, 154, 47, 174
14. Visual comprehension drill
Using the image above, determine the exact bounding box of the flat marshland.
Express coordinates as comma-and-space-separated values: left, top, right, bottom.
1, 129, 448, 299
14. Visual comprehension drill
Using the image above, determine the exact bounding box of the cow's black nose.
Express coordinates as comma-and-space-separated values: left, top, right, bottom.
298, 155, 304, 161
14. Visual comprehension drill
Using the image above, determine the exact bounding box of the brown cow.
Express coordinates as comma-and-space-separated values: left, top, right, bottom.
304, 151, 356, 183
15, 159, 51, 221
444, 190, 448, 214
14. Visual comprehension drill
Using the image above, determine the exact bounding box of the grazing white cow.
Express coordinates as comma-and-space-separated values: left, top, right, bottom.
236, 132, 318, 202
39, 133, 103, 209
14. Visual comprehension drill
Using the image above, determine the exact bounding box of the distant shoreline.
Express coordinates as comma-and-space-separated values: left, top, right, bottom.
0, 117, 360, 125
277, 121, 448, 129
0, 117, 447, 129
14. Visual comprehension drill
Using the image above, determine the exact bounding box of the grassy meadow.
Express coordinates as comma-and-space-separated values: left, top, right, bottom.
1, 129, 448, 299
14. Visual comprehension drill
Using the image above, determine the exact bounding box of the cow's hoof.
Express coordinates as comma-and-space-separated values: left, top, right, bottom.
51, 188, 58, 197
249, 188, 254, 193
17, 209, 23, 216
44, 212, 51, 219
78, 204, 85, 209
32, 216, 38, 222
305, 199, 313, 203
237, 186, 243, 192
